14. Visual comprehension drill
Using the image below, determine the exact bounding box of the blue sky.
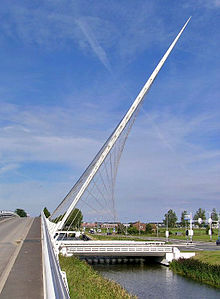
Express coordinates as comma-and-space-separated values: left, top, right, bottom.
0, 0, 219, 221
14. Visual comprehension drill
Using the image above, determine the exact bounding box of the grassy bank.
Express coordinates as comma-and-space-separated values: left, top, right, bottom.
193, 251, 220, 265
170, 253, 220, 288
59, 255, 136, 299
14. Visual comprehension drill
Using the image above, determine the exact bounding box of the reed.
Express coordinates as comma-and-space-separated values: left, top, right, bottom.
170, 258, 220, 288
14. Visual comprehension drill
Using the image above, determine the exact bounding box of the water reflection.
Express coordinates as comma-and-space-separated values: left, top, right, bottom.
93, 263, 220, 299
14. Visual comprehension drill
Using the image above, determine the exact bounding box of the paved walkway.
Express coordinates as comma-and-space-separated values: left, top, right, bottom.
0, 217, 43, 299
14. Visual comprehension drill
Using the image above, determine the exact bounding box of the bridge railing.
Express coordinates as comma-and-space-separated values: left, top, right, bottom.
41, 212, 70, 299
59, 242, 173, 257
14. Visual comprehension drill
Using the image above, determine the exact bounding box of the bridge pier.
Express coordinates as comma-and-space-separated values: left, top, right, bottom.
81, 256, 160, 265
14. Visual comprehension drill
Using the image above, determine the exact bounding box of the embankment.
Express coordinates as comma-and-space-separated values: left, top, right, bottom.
59, 255, 136, 299
170, 253, 220, 288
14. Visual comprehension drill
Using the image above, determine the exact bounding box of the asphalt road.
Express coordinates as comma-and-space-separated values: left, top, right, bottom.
143, 236, 220, 251
0, 217, 43, 299
176, 240, 220, 251
0, 217, 33, 294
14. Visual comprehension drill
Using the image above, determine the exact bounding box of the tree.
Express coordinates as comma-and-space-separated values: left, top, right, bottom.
15, 208, 27, 217
127, 225, 139, 235
53, 214, 64, 223
43, 207, 51, 218
180, 210, 189, 227
193, 208, 206, 221
65, 208, 83, 229
163, 209, 178, 228
117, 223, 125, 234
145, 223, 153, 234
211, 208, 218, 221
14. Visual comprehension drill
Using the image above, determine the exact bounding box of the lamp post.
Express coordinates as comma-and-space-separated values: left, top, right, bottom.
208, 215, 212, 241
184, 213, 193, 243
165, 214, 169, 242
218, 213, 220, 238
189, 212, 193, 243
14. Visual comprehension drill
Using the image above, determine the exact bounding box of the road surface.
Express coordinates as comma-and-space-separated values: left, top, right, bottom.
0, 217, 33, 289
0, 217, 43, 298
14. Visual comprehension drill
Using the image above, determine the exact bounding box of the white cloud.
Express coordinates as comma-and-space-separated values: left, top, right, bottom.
0, 2, 177, 67
75, 17, 112, 71
0, 163, 20, 175
0, 180, 67, 215
1, 101, 219, 219
198, 0, 220, 8
0, 1, 219, 219
114, 110, 220, 220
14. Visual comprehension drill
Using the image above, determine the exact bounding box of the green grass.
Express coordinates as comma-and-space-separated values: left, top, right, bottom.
193, 251, 220, 265
155, 228, 219, 242
88, 233, 151, 242
89, 228, 219, 242
59, 255, 136, 299
170, 255, 220, 288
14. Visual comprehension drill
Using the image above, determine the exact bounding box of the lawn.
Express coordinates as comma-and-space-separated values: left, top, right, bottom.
193, 251, 220, 265
88, 228, 219, 243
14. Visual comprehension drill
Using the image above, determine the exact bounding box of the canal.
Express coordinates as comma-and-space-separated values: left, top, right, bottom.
93, 262, 220, 298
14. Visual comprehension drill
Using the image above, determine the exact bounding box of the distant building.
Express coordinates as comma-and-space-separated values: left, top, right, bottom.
133, 221, 146, 232
81, 222, 120, 229
101, 223, 119, 229
81, 222, 96, 229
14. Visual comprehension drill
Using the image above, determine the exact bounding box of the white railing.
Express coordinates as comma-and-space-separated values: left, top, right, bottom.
41, 213, 70, 299
59, 243, 173, 257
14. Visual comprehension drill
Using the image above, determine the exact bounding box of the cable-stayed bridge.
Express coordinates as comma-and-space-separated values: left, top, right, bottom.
0, 18, 194, 299
50, 17, 191, 234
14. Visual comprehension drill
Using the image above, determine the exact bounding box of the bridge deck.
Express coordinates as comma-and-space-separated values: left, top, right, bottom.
0, 217, 43, 299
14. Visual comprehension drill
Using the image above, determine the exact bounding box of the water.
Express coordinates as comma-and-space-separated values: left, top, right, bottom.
93, 263, 220, 299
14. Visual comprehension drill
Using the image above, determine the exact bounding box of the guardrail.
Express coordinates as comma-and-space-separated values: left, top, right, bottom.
41, 213, 70, 299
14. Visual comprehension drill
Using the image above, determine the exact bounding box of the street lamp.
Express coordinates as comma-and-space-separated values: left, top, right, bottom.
165, 214, 169, 242
208, 216, 212, 241
189, 212, 194, 243
184, 213, 193, 243
218, 213, 220, 238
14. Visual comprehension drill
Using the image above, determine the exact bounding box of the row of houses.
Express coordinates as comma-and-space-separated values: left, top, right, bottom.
82, 222, 118, 229
82, 221, 219, 231
81, 221, 156, 231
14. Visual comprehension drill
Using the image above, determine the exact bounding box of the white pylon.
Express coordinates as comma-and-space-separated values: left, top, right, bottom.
55, 17, 191, 231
